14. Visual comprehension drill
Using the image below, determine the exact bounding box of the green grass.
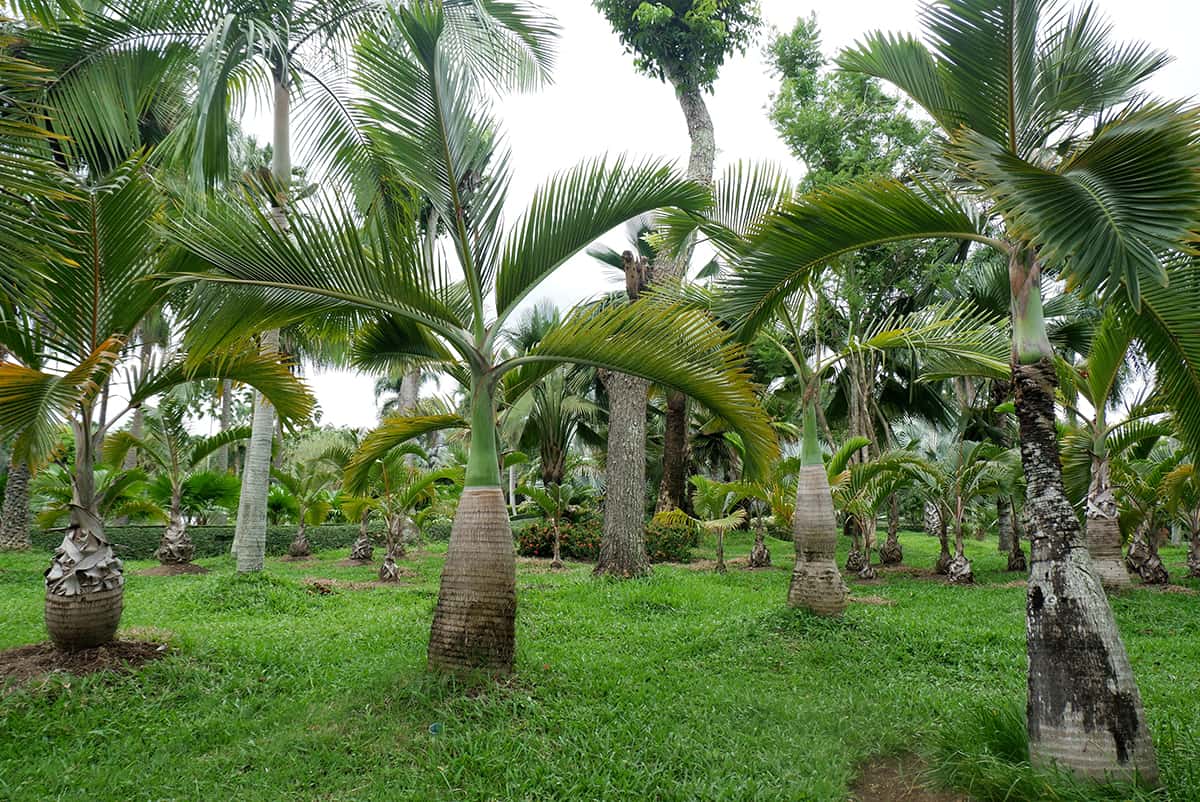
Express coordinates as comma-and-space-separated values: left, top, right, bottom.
1, 533, 1197, 801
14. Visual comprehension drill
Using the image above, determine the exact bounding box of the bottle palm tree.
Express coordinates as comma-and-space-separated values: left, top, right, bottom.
168, 6, 777, 674
1162, 460, 1200, 579
270, 464, 337, 558
718, 0, 1200, 780
105, 395, 250, 565
0, 163, 312, 651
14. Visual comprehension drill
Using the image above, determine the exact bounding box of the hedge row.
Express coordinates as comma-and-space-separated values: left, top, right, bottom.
516, 516, 696, 563
31, 524, 371, 561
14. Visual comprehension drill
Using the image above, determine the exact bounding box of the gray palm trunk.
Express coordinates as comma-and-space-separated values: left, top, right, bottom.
0, 457, 31, 551
1011, 252, 1157, 783
997, 496, 1013, 553
596, 252, 652, 578
234, 75, 288, 571
654, 78, 716, 514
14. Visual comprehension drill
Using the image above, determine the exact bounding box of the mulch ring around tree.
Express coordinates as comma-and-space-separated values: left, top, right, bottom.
334, 558, 376, 568
851, 754, 969, 802
277, 555, 318, 564
0, 640, 169, 693
135, 563, 210, 577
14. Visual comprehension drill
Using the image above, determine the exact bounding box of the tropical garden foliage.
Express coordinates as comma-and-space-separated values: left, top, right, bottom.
2, 0, 1199, 798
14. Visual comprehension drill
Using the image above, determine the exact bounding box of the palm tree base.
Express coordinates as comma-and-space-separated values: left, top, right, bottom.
1086, 514, 1130, 590
1007, 544, 1028, 573
1125, 532, 1168, 585
379, 555, 401, 583
748, 532, 771, 568
428, 487, 516, 674
947, 555, 973, 584
844, 549, 866, 573
878, 536, 902, 565
45, 586, 124, 651
787, 559, 847, 616
156, 522, 195, 565
350, 535, 374, 562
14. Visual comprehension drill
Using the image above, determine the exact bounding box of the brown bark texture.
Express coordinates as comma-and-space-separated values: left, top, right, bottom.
0, 457, 31, 550
596, 370, 652, 578
428, 488, 516, 674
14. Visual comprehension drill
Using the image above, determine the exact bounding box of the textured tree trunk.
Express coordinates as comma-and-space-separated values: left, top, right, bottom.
1187, 529, 1200, 579
596, 370, 652, 578
844, 516, 867, 573
923, 502, 941, 537
45, 415, 124, 650
652, 80, 716, 514
428, 487, 515, 672
1125, 525, 1168, 585
350, 510, 374, 562
1016, 358, 1158, 783
934, 515, 952, 574
655, 389, 690, 512
879, 495, 902, 565
947, 513, 973, 584
288, 519, 311, 558
748, 518, 771, 568
789, 465, 847, 614
156, 489, 195, 564
0, 457, 31, 551
1086, 453, 1130, 590
1009, 510, 1028, 573
714, 529, 727, 574
997, 496, 1013, 553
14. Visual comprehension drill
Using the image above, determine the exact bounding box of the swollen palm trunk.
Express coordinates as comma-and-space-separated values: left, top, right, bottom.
156, 510, 195, 564
1085, 458, 1130, 590
44, 507, 124, 651
1016, 360, 1158, 784
788, 465, 846, 615
428, 487, 516, 673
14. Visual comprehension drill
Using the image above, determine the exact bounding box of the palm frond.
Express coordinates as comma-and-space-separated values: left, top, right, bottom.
344, 414, 469, 495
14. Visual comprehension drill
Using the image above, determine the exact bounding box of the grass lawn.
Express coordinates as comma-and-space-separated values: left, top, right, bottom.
1, 533, 1198, 801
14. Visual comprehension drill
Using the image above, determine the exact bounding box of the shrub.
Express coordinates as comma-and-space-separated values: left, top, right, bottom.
644, 521, 695, 563
31, 524, 378, 560
515, 514, 602, 561
422, 517, 454, 541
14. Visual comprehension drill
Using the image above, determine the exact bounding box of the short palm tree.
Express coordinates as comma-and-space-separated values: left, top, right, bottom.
1112, 445, 1180, 586
0, 163, 311, 651
271, 464, 337, 558
169, 6, 777, 674
517, 482, 570, 568
1162, 460, 1200, 578
716, 0, 1200, 779
106, 395, 249, 565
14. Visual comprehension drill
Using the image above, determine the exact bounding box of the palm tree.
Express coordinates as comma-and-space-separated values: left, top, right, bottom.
1162, 460, 1200, 578
23, 0, 557, 576
270, 464, 336, 558
719, 0, 1200, 780
105, 395, 250, 565
517, 482, 570, 568
0, 162, 312, 651
168, 6, 777, 675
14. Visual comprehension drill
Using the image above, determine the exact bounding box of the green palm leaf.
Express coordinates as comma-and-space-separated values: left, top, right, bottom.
344, 414, 469, 495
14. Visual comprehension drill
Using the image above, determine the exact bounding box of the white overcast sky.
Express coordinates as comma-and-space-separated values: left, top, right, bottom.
275, 0, 1200, 430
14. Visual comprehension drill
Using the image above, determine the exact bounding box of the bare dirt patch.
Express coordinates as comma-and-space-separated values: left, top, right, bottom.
277, 555, 317, 564
1154, 584, 1198, 596
851, 754, 969, 802
0, 640, 169, 691
849, 595, 896, 607
302, 577, 402, 593
879, 565, 940, 579
136, 563, 210, 577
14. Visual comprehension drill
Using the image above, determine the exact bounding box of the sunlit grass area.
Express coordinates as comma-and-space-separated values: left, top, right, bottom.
2, 534, 1197, 802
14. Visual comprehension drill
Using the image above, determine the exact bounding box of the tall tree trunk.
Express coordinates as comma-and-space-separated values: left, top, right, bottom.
1085, 452, 1131, 590
997, 496, 1014, 553
653, 80, 716, 513
0, 457, 31, 551
596, 371, 652, 578
788, 401, 846, 615
596, 251, 652, 578
428, 383, 516, 673
1012, 250, 1157, 783
211, 379, 234, 525
235, 75, 289, 570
